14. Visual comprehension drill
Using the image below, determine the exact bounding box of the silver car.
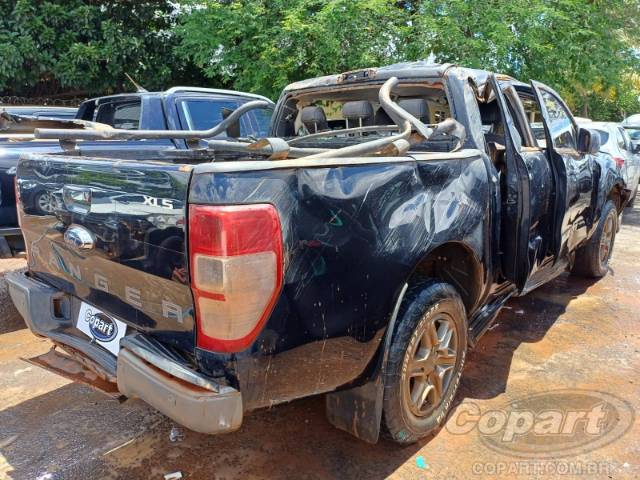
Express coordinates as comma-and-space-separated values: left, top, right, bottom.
585, 122, 640, 206
623, 114, 640, 155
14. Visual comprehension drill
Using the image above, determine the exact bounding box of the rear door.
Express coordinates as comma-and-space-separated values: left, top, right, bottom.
530, 81, 594, 257
487, 75, 532, 289
16, 154, 195, 350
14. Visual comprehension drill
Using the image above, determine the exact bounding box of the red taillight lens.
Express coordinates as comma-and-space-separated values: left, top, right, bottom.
613, 156, 625, 169
189, 204, 283, 353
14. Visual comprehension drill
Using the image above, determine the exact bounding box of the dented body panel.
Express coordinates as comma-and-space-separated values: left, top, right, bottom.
189, 151, 490, 407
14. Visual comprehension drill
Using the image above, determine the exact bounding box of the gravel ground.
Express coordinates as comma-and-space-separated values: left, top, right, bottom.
0, 204, 639, 480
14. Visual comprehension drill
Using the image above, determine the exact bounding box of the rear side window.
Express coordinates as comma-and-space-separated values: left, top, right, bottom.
595, 129, 610, 146
617, 128, 630, 151
628, 128, 640, 141
517, 94, 546, 147
180, 99, 239, 131
95, 100, 141, 130
178, 98, 272, 137
539, 90, 577, 150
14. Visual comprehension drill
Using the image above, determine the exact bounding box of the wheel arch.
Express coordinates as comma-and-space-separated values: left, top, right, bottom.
324, 241, 485, 443
606, 183, 628, 215
404, 240, 486, 316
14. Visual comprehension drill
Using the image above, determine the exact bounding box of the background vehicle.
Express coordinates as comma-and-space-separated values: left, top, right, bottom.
582, 121, 640, 206
0, 88, 273, 256
0, 105, 77, 120
7, 62, 626, 445
622, 114, 640, 153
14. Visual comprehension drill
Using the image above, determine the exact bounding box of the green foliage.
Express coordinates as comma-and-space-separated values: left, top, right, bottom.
0, 0, 204, 97
0, 0, 638, 119
176, 0, 408, 99
176, 0, 640, 119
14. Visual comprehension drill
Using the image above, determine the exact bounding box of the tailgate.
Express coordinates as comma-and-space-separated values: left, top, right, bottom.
16, 153, 195, 349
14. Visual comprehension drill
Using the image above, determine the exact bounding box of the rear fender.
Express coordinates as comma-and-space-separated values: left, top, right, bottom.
324, 238, 485, 443
594, 157, 627, 223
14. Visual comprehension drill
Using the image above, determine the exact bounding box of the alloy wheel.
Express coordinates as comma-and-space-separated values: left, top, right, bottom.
404, 314, 459, 418
599, 212, 615, 267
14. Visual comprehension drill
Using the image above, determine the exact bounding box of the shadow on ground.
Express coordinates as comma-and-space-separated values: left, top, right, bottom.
0, 274, 599, 480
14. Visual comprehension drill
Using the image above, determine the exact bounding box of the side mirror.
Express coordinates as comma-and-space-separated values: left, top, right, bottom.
632, 143, 640, 154
577, 127, 601, 155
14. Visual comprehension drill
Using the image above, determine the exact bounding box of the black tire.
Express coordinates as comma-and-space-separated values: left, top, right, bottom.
383, 280, 468, 444
572, 200, 617, 278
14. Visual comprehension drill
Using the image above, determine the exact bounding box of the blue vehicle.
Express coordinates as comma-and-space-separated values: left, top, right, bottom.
7, 62, 627, 444
0, 88, 273, 256
0, 105, 78, 121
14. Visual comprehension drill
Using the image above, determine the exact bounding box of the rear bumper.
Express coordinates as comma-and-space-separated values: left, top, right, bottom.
117, 349, 242, 434
6, 270, 243, 435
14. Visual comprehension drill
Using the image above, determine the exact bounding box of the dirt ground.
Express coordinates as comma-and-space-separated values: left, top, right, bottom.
1, 205, 639, 480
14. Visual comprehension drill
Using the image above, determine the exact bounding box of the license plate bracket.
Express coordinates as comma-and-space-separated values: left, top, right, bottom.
75, 302, 127, 356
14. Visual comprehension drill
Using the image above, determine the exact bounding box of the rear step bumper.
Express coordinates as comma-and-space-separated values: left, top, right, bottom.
6, 270, 243, 435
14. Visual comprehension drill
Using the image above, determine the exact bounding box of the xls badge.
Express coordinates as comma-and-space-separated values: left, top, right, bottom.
85, 309, 118, 342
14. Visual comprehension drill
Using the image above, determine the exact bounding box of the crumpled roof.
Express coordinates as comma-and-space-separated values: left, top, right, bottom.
281, 61, 525, 105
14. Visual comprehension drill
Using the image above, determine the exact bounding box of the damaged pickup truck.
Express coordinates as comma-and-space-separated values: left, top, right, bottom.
7, 62, 627, 444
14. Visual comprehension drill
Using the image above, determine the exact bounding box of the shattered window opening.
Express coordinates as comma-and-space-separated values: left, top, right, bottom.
280, 82, 457, 153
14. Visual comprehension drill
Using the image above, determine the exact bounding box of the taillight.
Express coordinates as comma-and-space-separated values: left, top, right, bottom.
613, 156, 625, 169
188, 204, 283, 353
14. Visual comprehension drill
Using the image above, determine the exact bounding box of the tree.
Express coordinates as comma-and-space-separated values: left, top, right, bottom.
176, 0, 407, 99
176, 0, 640, 119
0, 0, 205, 98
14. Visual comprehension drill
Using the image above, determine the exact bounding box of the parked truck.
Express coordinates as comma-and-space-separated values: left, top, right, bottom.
7, 62, 627, 444
0, 87, 273, 256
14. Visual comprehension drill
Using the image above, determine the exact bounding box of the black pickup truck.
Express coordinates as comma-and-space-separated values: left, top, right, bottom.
7, 62, 627, 444
0, 87, 273, 256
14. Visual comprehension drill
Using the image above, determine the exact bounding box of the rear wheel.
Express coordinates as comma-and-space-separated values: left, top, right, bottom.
383, 280, 467, 444
572, 200, 617, 278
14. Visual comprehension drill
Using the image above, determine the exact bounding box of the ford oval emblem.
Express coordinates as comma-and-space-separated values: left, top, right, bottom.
64, 224, 95, 250
86, 310, 118, 342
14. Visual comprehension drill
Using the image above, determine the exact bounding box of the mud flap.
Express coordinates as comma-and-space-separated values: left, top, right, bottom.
325, 376, 384, 443
324, 283, 408, 443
